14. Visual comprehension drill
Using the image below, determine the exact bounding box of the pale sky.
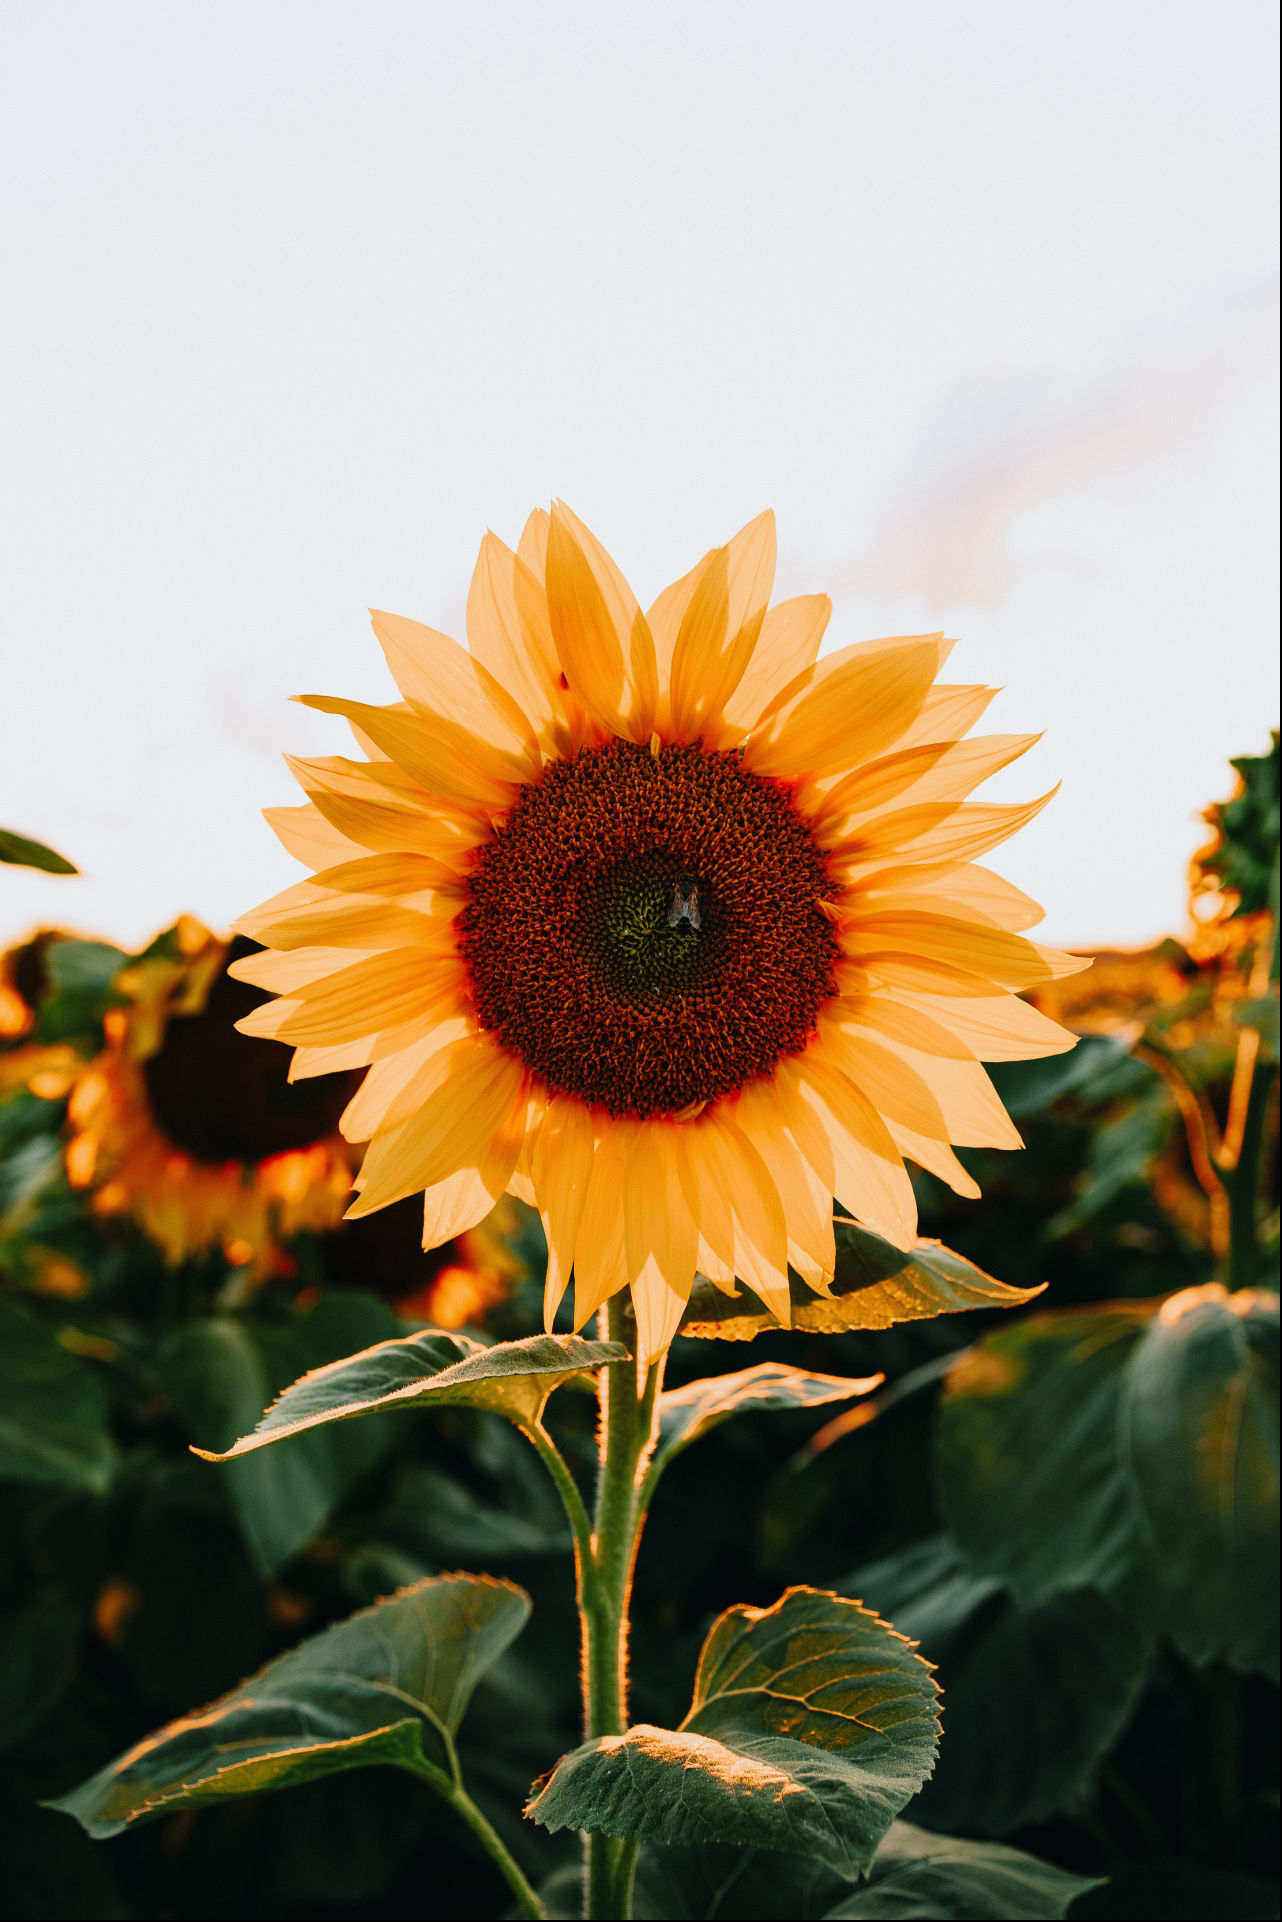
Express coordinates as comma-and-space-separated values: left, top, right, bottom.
2, 0, 1277, 953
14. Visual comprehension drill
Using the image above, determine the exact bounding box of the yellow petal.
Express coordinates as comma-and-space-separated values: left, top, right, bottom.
228, 945, 363, 993
887, 1122, 982, 1199
570, 1120, 634, 1328
856, 861, 1044, 933
669, 511, 777, 742
831, 791, 1058, 878
531, 1096, 596, 1331
518, 507, 550, 578
347, 1037, 527, 1216
422, 1166, 509, 1249
288, 1038, 380, 1079
897, 1054, 1024, 1150
776, 1055, 918, 1250
647, 559, 702, 691
893, 683, 997, 750
294, 778, 484, 863
721, 595, 831, 734
240, 893, 460, 955
705, 1112, 793, 1325
840, 912, 1081, 993
340, 1020, 472, 1140
833, 992, 975, 1060
898, 990, 1080, 1062
814, 1020, 950, 1140
466, 532, 561, 740
264, 804, 365, 869
299, 695, 518, 815
745, 637, 948, 782
254, 949, 464, 1046
817, 735, 1040, 844
733, 1078, 835, 1292
307, 852, 465, 896
624, 1123, 699, 1363
369, 608, 538, 768
545, 504, 657, 743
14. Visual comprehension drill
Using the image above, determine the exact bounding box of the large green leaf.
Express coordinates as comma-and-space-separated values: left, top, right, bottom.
938, 1288, 1280, 1679
631, 1827, 1097, 1921
192, 1328, 627, 1463
646, 1362, 882, 1488
1118, 1285, 1279, 1679
937, 1300, 1158, 1604
846, 1535, 1151, 1833
0, 1299, 118, 1495
0, 826, 77, 873
828, 1822, 1103, 1919
159, 1293, 406, 1576
681, 1228, 1042, 1340
47, 1573, 530, 1838
527, 1586, 939, 1875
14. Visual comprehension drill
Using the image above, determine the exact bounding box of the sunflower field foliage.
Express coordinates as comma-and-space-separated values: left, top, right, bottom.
0, 521, 1277, 1922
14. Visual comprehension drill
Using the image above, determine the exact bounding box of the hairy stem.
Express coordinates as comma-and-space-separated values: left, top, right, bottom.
582, 1294, 664, 1921
404, 1758, 546, 1920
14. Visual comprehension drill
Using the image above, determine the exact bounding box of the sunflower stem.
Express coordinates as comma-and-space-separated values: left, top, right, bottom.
581, 1296, 663, 1921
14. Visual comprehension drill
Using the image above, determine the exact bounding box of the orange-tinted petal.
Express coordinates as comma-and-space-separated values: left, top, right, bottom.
545, 505, 657, 743
624, 1123, 700, 1363
776, 1054, 918, 1250
745, 637, 948, 783
532, 1096, 596, 1330
299, 695, 518, 815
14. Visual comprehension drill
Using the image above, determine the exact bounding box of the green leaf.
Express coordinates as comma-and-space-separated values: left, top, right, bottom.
191, 1328, 627, 1461
987, 1033, 1134, 1117
46, 1573, 530, 1838
159, 1293, 407, 1576
845, 1535, 1152, 1833
1235, 994, 1279, 1059
527, 1586, 940, 1876
0, 826, 77, 873
647, 1362, 883, 1486
0, 1298, 118, 1495
938, 1288, 1281, 1679
1047, 1088, 1172, 1236
1118, 1285, 1279, 1679
937, 1300, 1157, 1604
681, 1228, 1043, 1340
631, 1828, 1098, 1922
828, 1822, 1103, 1919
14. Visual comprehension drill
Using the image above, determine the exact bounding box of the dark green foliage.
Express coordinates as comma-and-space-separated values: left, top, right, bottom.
48, 1575, 530, 1836
1198, 734, 1280, 918
0, 827, 77, 874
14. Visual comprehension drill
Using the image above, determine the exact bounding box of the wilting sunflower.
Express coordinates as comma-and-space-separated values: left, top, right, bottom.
234, 505, 1086, 1360
67, 919, 358, 1274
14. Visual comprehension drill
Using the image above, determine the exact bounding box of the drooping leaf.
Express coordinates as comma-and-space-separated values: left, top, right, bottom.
527, 1586, 939, 1876
845, 1534, 1152, 1833
938, 1288, 1281, 1680
0, 826, 78, 873
1118, 1285, 1279, 1679
827, 1822, 1103, 1919
681, 1228, 1042, 1341
631, 1845, 842, 1920
646, 1362, 882, 1487
0, 1298, 118, 1495
631, 1827, 1099, 1922
159, 1292, 407, 1576
937, 1300, 1158, 1604
190, 1328, 627, 1463
47, 1573, 530, 1838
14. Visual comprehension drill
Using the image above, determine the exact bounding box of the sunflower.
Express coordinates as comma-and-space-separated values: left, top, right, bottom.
66, 919, 359, 1275
234, 505, 1086, 1360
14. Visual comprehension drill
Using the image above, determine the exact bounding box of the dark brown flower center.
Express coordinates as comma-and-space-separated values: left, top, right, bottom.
142, 938, 363, 1165
459, 740, 839, 1117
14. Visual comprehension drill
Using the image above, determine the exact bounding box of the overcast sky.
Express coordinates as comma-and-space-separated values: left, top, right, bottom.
2, 0, 1277, 953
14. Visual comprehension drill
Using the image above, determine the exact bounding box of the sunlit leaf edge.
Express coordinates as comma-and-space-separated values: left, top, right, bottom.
680, 1231, 1044, 1340
191, 1330, 628, 1460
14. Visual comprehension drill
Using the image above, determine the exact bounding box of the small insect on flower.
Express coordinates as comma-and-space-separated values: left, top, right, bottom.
234, 504, 1087, 1361
667, 875, 702, 931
